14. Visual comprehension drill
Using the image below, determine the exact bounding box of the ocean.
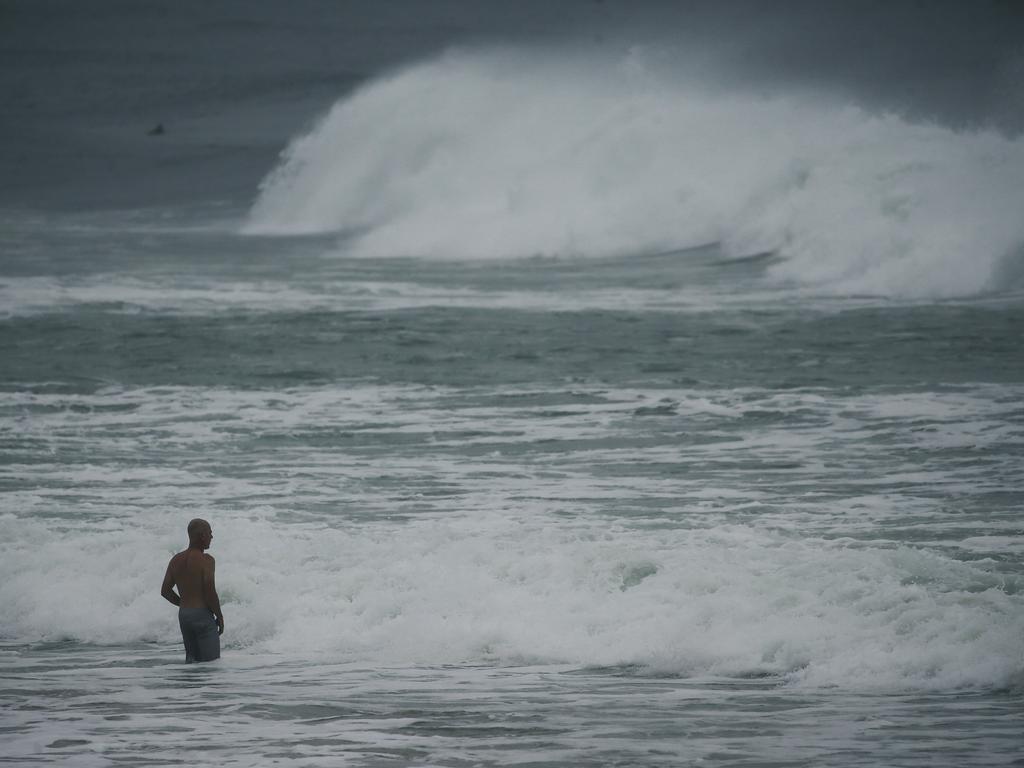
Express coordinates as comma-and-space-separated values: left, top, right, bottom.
2, 2, 1023, 766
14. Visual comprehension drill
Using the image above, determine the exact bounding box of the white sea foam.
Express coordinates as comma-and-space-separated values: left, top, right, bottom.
1, 510, 1021, 692
2, 383, 1022, 691
245, 48, 1024, 299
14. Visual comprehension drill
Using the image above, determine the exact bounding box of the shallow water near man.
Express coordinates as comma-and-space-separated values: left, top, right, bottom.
161, 518, 224, 662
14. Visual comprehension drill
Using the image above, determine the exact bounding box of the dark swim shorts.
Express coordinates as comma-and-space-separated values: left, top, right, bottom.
178, 607, 220, 663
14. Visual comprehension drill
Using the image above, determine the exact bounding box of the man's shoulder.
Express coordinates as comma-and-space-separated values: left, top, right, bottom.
168, 550, 213, 567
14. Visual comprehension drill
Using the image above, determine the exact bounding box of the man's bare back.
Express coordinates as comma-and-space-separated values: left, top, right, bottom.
161, 518, 224, 662
164, 549, 219, 609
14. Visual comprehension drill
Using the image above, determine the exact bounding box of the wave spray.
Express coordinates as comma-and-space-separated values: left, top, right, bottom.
246, 47, 1024, 298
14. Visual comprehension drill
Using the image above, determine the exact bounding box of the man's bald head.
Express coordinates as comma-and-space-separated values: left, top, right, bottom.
187, 518, 211, 546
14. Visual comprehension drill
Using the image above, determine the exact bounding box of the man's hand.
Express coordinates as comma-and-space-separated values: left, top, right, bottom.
216, 615, 225, 636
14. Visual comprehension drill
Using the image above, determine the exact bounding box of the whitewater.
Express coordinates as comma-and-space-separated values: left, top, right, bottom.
246, 49, 1024, 299
2, 38, 1023, 768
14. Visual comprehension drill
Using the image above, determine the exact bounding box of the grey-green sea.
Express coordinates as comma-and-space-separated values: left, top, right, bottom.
3, 3, 1024, 765
2, 203, 1023, 766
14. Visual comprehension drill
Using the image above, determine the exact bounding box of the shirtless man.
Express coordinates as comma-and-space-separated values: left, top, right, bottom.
161, 518, 224, 662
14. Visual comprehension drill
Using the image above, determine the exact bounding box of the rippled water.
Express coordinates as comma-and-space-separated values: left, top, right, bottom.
3, 646, 1023, 767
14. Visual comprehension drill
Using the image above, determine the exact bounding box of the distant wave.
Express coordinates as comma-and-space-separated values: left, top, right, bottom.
245, 48, 1024, 299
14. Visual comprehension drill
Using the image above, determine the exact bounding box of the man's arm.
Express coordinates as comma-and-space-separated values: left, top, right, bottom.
204, 555, 224, 635
160, 558, 180, 606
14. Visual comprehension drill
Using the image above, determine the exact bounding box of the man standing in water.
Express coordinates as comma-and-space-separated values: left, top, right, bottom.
161, 518, 224, 662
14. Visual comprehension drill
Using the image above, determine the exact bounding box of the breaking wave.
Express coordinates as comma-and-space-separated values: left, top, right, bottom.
2, 511, 1022, 691
245, 47, 1024, 298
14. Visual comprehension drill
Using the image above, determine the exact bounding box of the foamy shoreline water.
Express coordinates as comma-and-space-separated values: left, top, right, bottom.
3, 378, 1022, 690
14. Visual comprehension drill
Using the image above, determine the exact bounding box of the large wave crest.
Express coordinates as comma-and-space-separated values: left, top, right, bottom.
244, 48, 1024, 298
